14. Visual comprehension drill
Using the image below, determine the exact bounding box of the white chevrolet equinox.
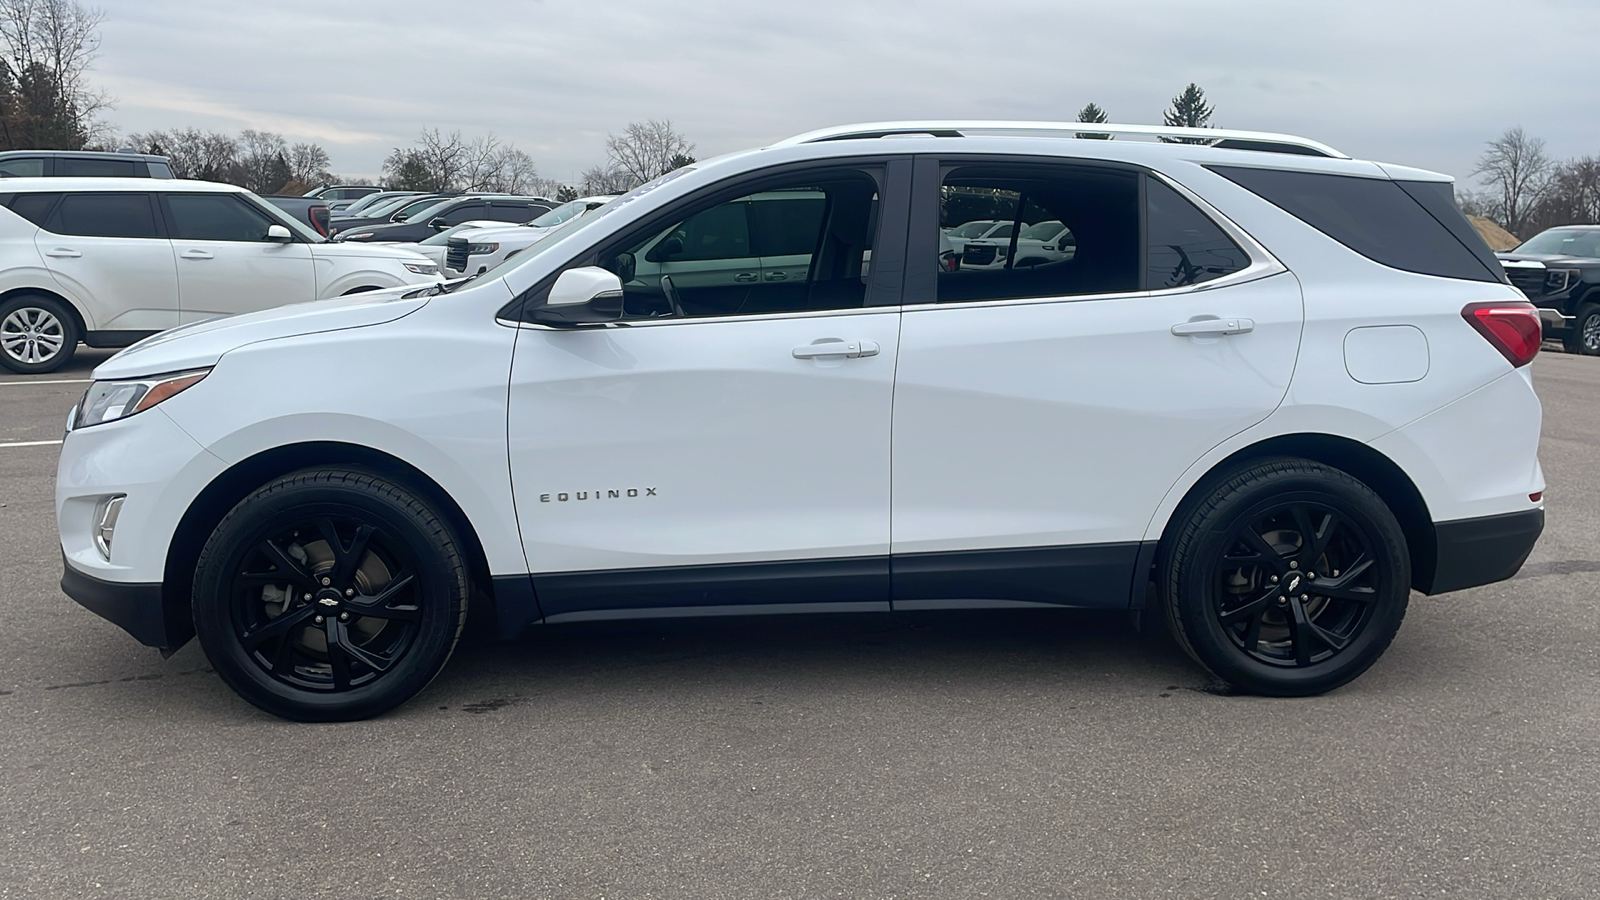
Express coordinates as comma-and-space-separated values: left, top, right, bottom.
56, 122, 1546, 721
0, 179, 442, 373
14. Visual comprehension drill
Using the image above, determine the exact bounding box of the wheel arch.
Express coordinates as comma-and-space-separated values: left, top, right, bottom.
163, 441, 500, 648
0, 285, 89, 334
1152, 433, 1438, 593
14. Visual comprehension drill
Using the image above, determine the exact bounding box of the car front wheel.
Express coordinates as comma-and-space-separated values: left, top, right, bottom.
1158, 459, 1410, 696
1561, 303, 1600, 355
192, 468, 468, 721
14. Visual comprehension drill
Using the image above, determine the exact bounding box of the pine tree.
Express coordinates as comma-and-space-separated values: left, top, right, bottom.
1075, 102, 1111, 139
1162, 84, 1215, 143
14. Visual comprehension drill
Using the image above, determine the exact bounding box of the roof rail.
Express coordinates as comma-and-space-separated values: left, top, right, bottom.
774, 121, 1348, 159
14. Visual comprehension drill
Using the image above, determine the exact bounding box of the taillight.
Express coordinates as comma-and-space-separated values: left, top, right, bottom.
1462, 302, 1541, 368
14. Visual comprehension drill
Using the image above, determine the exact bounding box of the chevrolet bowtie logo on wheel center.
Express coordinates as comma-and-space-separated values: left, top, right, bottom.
1286, 574, 1303, 594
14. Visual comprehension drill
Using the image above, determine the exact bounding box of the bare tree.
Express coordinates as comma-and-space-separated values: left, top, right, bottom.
580, 163, 635, 195
383, 128, 541, 193
288, 142, 332, 186
131, 127, 237, 179
1473, 126, 1553, 235
604, 119, 694, 190
0, 0, 108, 147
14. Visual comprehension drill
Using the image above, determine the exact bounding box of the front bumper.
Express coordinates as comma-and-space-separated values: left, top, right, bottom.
61, 553, 188, 651
1420, 508, 1544, 595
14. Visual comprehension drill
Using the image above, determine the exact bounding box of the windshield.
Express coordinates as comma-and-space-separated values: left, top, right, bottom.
421, 222, 488, 245
950, 220, 993, 238
1515, 228, 1600, 258
340, 193, 396, 215
1020, 220, 1065, 241
345, 195, 415, 219
393, 197, 454, 222
527, 199, 589, 228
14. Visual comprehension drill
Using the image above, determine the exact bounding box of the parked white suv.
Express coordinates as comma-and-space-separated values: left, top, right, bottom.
0, 179, 443, 373
57, 122, 1545, 721
441, 196, 616, 276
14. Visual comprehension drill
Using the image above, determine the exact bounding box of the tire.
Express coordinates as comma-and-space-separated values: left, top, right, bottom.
0, 293, 79, 374
1561, 303, 1600, 355
192, 468, 468, 721
1157, 458, 1410, 696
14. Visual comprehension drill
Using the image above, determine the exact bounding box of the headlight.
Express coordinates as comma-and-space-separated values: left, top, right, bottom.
465, 242, 499, 255
403, 261, 439, 275
1546, 268, 1582, 293
75, 369, 210, 429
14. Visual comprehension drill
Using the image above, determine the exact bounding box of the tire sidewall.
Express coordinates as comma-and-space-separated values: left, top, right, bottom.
0, 294, 79, 374
1577, 304, 1600, 356
193, 475, 465, 721
1171, 468, 1410, 695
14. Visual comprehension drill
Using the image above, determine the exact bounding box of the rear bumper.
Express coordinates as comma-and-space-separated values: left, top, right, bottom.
61, 554, 189, 651
1421, 508, 1543, 595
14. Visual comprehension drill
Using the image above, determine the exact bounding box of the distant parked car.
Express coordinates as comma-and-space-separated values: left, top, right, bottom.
0, 149, 173, 179
0, 178, 442, 373
942, 218, 1015, 255
303, 184, 382, 203
334, 195, 554, 243
262, 196, 332, 238
441, 195, 616, 275
328, 190, 421, 216
1498, 225, 1600, 354
329, 192, 465, 236
960, 219, 1076, 270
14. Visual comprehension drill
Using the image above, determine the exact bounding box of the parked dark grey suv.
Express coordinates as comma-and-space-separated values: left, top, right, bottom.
0, 150, 173, 179
1497, 225, 1600, 354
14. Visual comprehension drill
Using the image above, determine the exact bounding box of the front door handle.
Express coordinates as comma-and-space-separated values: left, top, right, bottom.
793, 339, 881, 360
1171, 317, 1254, 336
765, 271, 787, 281
44, 248, 81, 258
180, 249, 214, 260
734, 272, 759, 283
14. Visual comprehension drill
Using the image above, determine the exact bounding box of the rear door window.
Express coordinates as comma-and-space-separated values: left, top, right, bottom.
0, 157, 46, 177
1209, 165, 1502, 283
1146, 179, 1249, 289
46, 193, 161, 238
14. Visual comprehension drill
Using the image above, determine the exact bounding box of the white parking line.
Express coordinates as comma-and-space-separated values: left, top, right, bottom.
0, 379, 91, 386
0, 439, 63, 448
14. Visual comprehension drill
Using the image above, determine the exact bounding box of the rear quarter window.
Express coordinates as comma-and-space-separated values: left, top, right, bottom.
1208, 166, 1502, 284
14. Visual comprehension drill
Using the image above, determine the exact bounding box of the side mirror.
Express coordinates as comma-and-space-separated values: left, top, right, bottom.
531, 266, 624, 326
645, 234, 684, 263
266, 224, 292, 242
429, 217, 449, 230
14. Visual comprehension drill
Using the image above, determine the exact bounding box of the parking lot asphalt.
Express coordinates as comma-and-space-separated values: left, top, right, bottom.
1, 349, 1596, 899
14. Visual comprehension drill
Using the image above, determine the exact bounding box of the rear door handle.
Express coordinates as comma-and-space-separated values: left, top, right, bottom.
1171, 317, 1254, 336
44, 248, 81, 258
765, 271, 787, 281
793, 340, 881, 360
734, 272, 759, 283
180, 249, 214, 260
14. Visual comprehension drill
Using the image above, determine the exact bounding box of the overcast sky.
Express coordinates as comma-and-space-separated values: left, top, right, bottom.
93, 0, 1599, 190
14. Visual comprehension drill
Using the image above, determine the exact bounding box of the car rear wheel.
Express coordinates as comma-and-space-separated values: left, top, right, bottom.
1158, 458, 1410, 696
0, 294, 78, 374
1561, 303, 1600, 355
192, 468, 468, 721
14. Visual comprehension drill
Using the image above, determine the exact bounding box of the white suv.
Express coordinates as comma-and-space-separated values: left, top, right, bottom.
56, 122, 1545, 721
441, 196, 617, 277
0, 179, 443, 373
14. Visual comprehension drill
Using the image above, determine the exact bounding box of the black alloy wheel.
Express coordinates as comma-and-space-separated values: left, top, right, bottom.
1160, 459, 1410, 696
193, 469, 467, 721
1564, 303, 1600, 356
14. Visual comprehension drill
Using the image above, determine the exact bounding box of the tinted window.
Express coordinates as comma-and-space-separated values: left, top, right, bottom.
59, 158, 137, 177
938, 165, 1140, 303
440, 202, 487, 225
166, 193, 278, 241
1146, 179, 1249, 288
1209, 166, 1502, 283
47, 193, 159, 238
598, 170, 881, 318
750, 194, 826, 256
8, 192, 60, 226
0, 157, 45, 177
1396, 180, 1509, 282
147, 161, 173, 178
665, 202, 751, 261
487, 202, 540, 223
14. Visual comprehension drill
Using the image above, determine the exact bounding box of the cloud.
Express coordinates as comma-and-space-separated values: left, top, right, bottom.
92, 0, 1600, 185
